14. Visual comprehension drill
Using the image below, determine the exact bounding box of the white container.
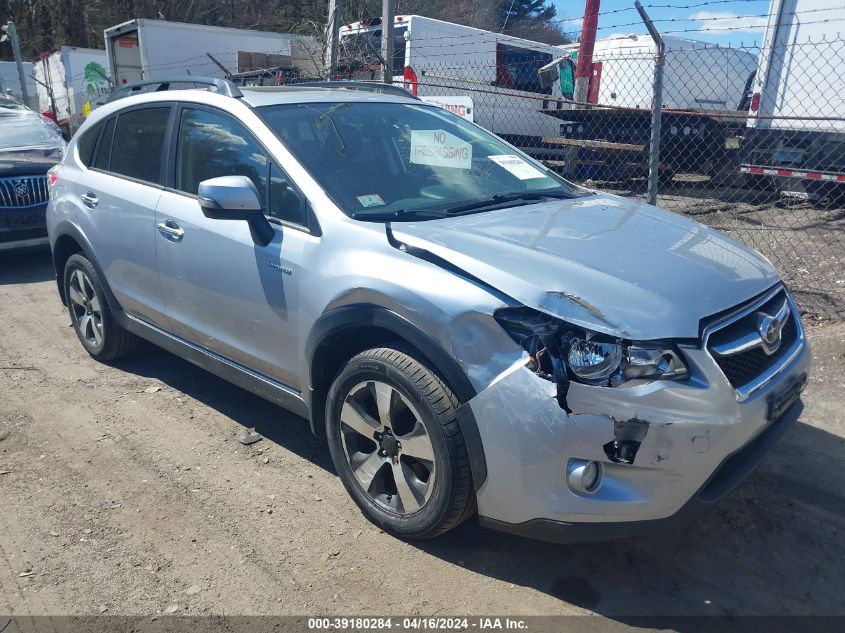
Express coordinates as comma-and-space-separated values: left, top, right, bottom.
33, 47, 110, 131
104, 19, 318, 88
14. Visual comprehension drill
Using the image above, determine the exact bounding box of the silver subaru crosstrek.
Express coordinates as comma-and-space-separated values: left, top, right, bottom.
46, 79, 809, 543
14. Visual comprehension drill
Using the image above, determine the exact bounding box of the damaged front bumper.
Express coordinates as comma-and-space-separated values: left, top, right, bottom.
462, 342, 809, 543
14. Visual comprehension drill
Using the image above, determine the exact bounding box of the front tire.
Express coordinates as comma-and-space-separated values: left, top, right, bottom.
64, 253, 137, 361
326, 347, 475, 539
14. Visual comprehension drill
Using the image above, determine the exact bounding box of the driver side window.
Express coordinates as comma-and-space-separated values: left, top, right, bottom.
175, 107, 268, 205
175, 107, 306, 227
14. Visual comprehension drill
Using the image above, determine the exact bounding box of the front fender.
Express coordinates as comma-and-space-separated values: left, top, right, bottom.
306, 303, 492, 489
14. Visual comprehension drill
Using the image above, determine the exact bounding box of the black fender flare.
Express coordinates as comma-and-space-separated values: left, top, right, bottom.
51, 221, 121, 311
306, 304, 488, 489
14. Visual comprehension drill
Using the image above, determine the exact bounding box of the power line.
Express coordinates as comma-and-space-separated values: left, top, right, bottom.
500, 0, 518, 33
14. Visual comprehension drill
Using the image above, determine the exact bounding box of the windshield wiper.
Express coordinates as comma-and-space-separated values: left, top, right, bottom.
350, 208, 448, 222
443, 190, 575, 216
350, 190, 578, 222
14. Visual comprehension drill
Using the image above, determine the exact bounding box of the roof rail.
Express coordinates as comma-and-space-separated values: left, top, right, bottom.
291, 80, 420, 100
107, 77, 243, 103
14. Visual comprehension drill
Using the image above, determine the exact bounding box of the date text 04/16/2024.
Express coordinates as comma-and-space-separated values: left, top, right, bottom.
307, 618, 528, 630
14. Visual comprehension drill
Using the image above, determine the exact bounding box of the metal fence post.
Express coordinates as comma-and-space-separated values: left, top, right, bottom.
635, 1, 665, 206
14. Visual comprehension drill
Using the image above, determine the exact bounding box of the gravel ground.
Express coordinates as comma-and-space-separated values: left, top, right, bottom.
1, 250, 844, 622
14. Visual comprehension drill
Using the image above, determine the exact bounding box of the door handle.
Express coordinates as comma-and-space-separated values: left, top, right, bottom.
80, 192, 98, 208
157, 220, 184, 241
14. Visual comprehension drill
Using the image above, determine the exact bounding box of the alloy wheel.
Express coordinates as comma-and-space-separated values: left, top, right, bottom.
339, 380, 437, 515
68, 269, 103, 348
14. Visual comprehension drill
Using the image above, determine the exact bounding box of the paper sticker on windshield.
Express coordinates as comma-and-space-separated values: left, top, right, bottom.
410, 130, 472, 170
357, 194, 385, 207
488, 154, 545, 180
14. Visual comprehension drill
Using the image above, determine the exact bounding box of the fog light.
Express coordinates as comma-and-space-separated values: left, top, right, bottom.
567, 459, 601, 494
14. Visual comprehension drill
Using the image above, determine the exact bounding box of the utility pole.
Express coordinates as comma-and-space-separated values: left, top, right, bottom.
573, 0, 600, 106
1, 21, 33, 109
325, 0, 341, 79
380, 0, 396, 83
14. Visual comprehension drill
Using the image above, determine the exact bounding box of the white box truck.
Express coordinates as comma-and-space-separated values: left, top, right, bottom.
0, 61, 36, 108
339, 15, 565, 152
538, 34, 757, 178
33, 47, 110, 133
740, 0, 845, 198
104, 19, 319, 89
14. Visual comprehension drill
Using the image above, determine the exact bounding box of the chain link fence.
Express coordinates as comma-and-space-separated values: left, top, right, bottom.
331, 32, 845, 321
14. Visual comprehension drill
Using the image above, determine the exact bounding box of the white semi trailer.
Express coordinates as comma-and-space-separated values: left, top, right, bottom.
538, 34, 758, 178
104, 19, 319, 89
339, 15, 566, 151
33, 46, 110, 133
740, 0, 845, 198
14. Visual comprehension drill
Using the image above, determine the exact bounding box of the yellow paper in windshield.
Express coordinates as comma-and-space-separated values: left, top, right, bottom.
410, 130, 472, 170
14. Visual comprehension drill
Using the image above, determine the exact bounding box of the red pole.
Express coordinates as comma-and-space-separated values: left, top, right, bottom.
574, 0, 600, 103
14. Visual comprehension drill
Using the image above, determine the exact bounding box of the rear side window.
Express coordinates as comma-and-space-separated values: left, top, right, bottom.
93, 118, 115, 171
77, 122, 101, 167
110, 107, 170, 184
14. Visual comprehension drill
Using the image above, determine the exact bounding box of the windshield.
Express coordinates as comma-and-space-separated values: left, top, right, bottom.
0, 113, 65, 152
257, 101, 586, 220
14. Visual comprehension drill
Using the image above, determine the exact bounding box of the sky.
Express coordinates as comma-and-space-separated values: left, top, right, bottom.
550, 0, 773, 47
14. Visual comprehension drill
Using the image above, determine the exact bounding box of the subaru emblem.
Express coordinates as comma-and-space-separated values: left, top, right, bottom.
755, 303, 788, 355
14, 181, 28, 198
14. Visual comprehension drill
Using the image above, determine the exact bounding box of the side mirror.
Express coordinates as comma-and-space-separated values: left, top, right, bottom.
198, 175, 262, 219
197, 175, 274, 246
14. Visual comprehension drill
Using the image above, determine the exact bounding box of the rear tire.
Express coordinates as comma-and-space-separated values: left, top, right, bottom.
325, 347, 475, 539
64, 253, 138, 361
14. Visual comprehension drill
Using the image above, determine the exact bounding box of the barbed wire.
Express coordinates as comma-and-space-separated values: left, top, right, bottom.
403, 77, 844, 122
341, 5, 837, 47
53, 31, 845, 87
347, 20, 845, 53
336, 26, 845, 60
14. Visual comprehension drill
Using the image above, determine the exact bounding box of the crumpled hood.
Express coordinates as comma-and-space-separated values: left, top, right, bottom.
391, 193, 780, 340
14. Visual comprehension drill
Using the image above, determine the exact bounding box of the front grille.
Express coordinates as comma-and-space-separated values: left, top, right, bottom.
714, 317, 798, 388
705, 287, 803, 397
0, 175, 49, 208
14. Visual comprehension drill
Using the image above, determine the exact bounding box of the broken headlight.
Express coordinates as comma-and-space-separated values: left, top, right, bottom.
495, 307, 689, 387
566, 337, 623, 384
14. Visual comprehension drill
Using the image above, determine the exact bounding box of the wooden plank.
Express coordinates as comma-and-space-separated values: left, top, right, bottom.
541, 137, 645, 152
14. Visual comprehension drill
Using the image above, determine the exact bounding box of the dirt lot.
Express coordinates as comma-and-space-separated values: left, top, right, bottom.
1, 250, 844, 621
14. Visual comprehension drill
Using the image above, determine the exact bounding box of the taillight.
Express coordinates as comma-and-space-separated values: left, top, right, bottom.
404, 66, 418, 96
750, 92, 760, 112
47, 165, 61, 188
